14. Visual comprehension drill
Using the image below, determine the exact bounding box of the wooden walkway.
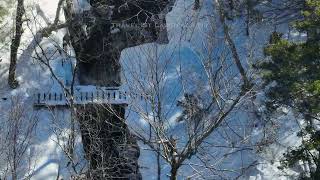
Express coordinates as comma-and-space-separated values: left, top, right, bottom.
33, 89, 144, 107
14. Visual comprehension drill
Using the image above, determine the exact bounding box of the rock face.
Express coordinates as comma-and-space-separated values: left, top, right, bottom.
67, 0, 174, 179
76, 0, 173, 85
77, 105, 141, 179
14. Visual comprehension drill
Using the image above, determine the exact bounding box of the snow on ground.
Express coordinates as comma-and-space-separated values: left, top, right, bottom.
122, 0, 307, 179
0, 0, 307, 179
0, 0, 84, 179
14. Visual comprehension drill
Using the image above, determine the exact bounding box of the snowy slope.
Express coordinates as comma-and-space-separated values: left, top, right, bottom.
122, 0, 306, 179
0, 0, 307, 179
0, 0, 84, 179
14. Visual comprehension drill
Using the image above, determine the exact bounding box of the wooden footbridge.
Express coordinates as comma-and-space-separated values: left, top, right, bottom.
33, 87, 146, 108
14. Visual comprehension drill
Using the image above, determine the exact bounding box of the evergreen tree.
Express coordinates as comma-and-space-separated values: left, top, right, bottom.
259, 0, 320, 179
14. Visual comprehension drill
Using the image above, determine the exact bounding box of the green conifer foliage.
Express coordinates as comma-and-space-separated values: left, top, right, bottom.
259, 0, 320, 179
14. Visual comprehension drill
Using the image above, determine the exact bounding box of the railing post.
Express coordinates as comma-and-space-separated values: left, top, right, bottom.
54, 93, 57, 101
80, 92, 83, 101
60, 93, 63, 101
38, 93, 40, 104
91, 92, 94, 102
86, 92, 88, 101
49, 93, 51, 101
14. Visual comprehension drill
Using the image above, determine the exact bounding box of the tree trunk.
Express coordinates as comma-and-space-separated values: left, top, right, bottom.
157, 145, 161, 180
8, 0, 25, 89
12, 122, 18, 180
194, 0, 200, 10
170, 165, 178, 180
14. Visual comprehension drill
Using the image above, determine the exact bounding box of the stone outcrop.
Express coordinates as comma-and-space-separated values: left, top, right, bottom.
77, 105, 141, 179
65, 0, 175, 179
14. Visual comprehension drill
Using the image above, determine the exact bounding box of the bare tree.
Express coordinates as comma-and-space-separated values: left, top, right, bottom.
8, 0, 25, 88
2, 0, 301, 179
0, 95, 39, 179
120, 0, 259, 179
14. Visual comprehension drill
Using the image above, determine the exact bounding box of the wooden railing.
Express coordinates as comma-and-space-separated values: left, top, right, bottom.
33, 89, 145, 107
